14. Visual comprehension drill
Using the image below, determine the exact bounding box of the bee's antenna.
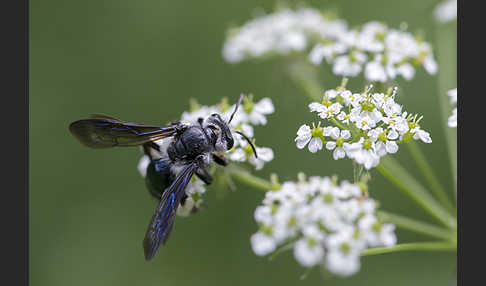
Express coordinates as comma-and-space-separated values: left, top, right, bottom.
235, 131, 258, 158
228, 94, 244, 124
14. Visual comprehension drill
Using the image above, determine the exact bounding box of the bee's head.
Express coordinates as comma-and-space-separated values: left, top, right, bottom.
203, 94, 258, 158
204, 113, 234, 152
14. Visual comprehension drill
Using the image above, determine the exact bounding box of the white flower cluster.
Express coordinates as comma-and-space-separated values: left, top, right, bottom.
447, 88, 457, 128
434, 0, 457, 23
251, 175, 396, 276
223, 8, 347, 64
295, 84, 432, 169
222, 7, 437, 83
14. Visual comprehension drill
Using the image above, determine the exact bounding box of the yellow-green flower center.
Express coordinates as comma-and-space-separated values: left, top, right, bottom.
307, 237, 317, 246
340, 242, 351, 254
336, 137, 345, 147
378, 132, 387, 142
372, 222, 382, 232
288, 216, 297, 227
323, 193, 334, 204
243, 94, 254, 113
243, 143, 254, 157
361, 100, 375, 112
321, 99, 332, 107
363, 138, 373, 149
311, 127, 324, 138
260, 225, 273, 236
219, 97, 231, 112
375, 31, 386, 42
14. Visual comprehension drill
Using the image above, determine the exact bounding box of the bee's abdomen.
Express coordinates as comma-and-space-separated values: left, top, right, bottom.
145, 158, 172, 199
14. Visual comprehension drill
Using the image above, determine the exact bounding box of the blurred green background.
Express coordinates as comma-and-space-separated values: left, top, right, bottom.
30, 0, 456, 285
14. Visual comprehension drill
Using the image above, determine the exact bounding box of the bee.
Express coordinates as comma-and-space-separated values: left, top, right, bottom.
68, 95, 257, 261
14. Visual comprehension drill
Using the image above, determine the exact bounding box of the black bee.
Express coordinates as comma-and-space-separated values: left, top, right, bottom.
69, 95, 257, 261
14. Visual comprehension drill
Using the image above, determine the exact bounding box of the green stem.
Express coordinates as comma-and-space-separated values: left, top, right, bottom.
330, 118, 347, 132
227, 165, 279, 191
377, 211, 453, 241
376, 156, 456, 229
406, 141, 455, 214
361, 242, 456, 257
268, 241, 295, 261
435, 22, 457, 198
286, 59, 323, 101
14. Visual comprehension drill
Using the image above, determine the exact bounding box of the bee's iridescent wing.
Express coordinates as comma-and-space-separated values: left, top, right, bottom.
69, 115, 180, 148
143, 161, 198, 261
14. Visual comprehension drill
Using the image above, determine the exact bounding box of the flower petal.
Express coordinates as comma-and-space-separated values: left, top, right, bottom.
308, 137, 323, 153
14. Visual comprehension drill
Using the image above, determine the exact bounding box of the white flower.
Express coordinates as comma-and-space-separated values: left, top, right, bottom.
184, 177, 206, 196
326, 250, 360, 276
356, 21, 386, 53
325, 228, 364, 276
250, 147, 274, 170
251, 232, 277, 256
368, 128, 399, 156
325, 127, 351, 160
137, 155, 150, 177
318, 103, 343, 119
332, 52, 367, 77
176, 196, 203, 217
448, 108, 457, 128
309, 102, 326, 113
230, 137, 274, 170
254, 205, 273, 225
396, 63, 415, 80
294, 238, 325, 267
411, 127, 432, 143
181, 105, 219, 124
344, 138, 380, 170
365, 60, 387, 83
228, 148, 246, 162
235, 97, 275, 126
355, 114, 377, 130
447, 88, 457, 128
448, 88, 457, 104
295, 124, 324, 153
309, 42, 347, 65
434, 0, 457, 23
359, 215, 397, 247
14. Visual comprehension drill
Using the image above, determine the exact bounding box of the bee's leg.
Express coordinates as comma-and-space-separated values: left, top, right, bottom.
180, 193, 188, 205
143, 142, 162, 161
197, 117, 204, 128
212, 153, 229, 166
195, 165, 213, 185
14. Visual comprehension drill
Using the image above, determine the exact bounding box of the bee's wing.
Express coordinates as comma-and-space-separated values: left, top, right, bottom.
68, 115, 180, 148
143, 161, 198, 261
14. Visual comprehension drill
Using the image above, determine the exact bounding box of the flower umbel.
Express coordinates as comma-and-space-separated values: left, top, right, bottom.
223, 7, 438, 82
295, 82, 432, 169
250, 174, 396, 276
